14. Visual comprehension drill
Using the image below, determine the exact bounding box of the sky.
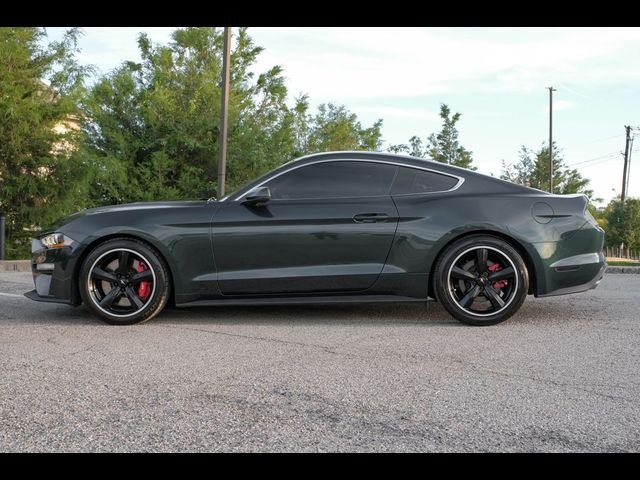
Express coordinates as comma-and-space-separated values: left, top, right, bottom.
46, 27, 640, 206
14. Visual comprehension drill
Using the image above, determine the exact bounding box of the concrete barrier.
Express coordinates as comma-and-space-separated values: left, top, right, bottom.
606, 266, 640, 274
0, 261, 31, 272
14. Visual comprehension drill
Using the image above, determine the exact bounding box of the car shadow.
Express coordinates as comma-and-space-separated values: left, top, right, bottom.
4, 296, 465, 327
156, 301, 464, 327
4, 290, 608, 328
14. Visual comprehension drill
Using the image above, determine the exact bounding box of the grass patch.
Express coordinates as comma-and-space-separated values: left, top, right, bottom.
607, 261, 640, 266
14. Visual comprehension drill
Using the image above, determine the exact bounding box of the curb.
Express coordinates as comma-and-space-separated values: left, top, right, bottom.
605, 266, 640, 274
0, 260, 31, 272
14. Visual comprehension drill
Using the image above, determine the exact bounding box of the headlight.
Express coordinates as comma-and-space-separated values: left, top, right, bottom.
40, 233, 73, 249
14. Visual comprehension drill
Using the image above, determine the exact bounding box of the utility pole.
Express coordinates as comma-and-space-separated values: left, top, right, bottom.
547, 86, 556, 194
0, 215, 5, 261
217, 27, 232, 199
627, 135, 634, 198
621, 125, 631, 203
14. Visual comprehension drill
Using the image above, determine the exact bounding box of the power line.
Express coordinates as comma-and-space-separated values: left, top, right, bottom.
567, 151, 621, 167
563, 131, 638, 167
566, 145, 639, 169
574, 155, 622, 168
581, 133, 625, 145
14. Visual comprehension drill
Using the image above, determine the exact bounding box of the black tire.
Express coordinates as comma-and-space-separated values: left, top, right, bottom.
433, 235, 529, 326
79, 238, 170, 325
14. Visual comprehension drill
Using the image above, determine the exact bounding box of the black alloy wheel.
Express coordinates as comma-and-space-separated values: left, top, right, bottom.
433, 235, 529, 326
79, 238, 170, 325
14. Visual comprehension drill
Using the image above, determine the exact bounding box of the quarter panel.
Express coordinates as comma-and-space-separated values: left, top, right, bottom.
386, 192, 587, 297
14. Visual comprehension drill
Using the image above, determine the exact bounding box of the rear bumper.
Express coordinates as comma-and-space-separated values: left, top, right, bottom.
532, 218, 607, 297
536, 255, 607, 297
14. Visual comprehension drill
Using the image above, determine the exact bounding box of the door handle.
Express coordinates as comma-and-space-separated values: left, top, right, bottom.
353, 213, 390, 223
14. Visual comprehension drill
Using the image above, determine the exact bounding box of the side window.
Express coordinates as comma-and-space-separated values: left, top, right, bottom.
265, 161, 398, 200
390, 166, 458, 195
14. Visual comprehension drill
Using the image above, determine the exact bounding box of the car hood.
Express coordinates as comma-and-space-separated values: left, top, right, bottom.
83, 200, 210, 215
41, 200, 212, 234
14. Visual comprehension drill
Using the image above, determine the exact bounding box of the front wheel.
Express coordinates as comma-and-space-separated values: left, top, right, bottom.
79, 238, 170, 325
433, 235, 529, 326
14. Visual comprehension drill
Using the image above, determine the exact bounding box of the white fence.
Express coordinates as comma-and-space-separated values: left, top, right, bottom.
605, 246, 640, 260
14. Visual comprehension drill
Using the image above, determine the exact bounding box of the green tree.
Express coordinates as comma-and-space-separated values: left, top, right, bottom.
84, 27, 294, 202
0, 27, 91, 259
84, 28, 384, 203
500, 143, 593, 197
296, 101, 383, 154
426, 104, 475, 169
388, 104, 475, 170
587, 203, 608, 231
604, 198, 640, 250
388, 135, 424, 158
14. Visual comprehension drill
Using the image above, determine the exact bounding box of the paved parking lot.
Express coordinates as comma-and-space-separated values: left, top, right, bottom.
1, 271, 638, 452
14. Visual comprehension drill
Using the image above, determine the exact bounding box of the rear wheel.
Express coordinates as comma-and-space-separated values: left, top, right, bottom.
433, 235, 529, 326
79, 238, 170, 325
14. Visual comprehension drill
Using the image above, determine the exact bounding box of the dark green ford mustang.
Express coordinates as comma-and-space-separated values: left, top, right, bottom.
26, 151, 606, 326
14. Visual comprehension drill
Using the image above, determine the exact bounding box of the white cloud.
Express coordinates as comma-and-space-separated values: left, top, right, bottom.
47, 27, 175, 77
354, 106, 439, 121
554, 100, 573, 112
539, 99, 573, 113
249, 27, 640, 101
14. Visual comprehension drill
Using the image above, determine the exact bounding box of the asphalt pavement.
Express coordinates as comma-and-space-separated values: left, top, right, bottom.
1, 271, 638, 452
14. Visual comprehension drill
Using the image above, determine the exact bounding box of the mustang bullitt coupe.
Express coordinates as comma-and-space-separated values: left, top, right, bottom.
26, 151, 606, 326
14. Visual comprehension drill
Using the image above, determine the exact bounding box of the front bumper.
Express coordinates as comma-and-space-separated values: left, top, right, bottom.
24, 289, 73, 304
27, 236, 80, 305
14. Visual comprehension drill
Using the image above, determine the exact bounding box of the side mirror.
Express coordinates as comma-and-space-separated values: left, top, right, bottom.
242, 186, 271, 206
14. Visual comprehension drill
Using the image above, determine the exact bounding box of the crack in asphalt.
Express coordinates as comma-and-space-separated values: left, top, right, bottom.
157, 324, 344, 356
157, 324, 637, 405
467, 367, 635, 403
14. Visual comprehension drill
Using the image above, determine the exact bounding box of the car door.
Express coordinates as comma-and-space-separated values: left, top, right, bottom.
211, 160, 400, 295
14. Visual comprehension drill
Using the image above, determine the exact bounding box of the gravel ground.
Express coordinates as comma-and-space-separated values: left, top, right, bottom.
0, 272, 638, 452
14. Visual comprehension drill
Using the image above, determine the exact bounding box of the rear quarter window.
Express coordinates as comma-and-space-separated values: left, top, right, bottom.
391, 167, 458, 195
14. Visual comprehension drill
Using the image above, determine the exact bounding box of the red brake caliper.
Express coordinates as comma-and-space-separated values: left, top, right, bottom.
488, 263, 507, 289
137, 261, 151, 300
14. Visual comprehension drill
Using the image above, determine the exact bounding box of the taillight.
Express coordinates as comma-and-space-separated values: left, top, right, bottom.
585, 208, 599, 227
